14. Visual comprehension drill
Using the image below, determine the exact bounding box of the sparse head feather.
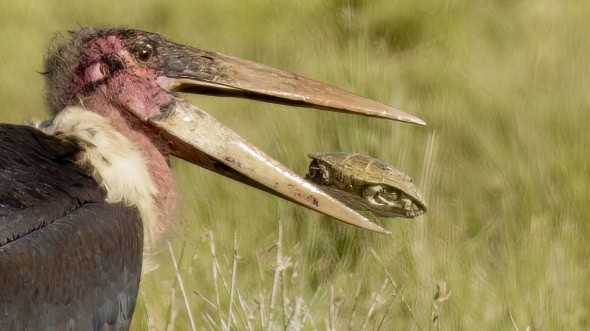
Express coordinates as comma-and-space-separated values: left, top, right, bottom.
43, 27, 159, 114
44, 28, 96, 114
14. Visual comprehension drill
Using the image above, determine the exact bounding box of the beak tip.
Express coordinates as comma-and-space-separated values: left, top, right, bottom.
385, 106, 426, 126
366, 222, 390, 235
408, 116, 427, 126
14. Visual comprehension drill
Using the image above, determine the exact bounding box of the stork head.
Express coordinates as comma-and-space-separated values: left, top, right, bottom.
42, 28, 425, 234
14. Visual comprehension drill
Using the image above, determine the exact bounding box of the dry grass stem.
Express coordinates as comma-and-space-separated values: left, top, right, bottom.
167, 241, 197, 331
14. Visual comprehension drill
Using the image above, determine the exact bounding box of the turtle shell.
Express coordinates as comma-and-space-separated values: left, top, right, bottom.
306, 152, 427, 218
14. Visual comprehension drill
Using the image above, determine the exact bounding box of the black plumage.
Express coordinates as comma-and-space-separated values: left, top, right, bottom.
0, 125, 142, 330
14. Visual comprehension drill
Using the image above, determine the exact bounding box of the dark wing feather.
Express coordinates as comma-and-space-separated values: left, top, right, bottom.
0, 124, 143, 331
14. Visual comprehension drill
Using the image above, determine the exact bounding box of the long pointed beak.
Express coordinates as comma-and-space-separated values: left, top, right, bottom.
156, 48, 426, 125
150, 46, 426, 233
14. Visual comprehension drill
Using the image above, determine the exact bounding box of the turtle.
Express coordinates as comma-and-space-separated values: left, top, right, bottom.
305, 152, 427, 218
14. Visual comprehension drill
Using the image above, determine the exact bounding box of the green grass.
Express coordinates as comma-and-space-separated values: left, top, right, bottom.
2, 0, 590, 329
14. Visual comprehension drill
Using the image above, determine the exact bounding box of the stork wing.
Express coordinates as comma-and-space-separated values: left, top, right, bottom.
0, 125, 142, 330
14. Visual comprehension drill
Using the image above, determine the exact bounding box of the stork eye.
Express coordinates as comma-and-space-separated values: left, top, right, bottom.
131, 42, 154, 62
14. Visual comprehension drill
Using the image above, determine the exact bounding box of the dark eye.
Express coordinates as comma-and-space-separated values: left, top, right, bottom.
131, 42, 154, 62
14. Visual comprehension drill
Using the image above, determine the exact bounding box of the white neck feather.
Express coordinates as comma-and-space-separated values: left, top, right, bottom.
31, 107, 160, 270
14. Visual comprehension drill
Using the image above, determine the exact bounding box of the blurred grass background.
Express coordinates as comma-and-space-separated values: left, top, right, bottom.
2, 0, 589, 329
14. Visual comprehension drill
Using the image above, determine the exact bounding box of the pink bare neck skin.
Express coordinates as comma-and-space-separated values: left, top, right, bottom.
80, 97, 177, 234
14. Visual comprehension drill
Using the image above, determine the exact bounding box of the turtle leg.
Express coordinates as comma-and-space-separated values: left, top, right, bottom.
363, 185, 400, 207
306, 162, 333, 185
363, 185, 420, 217
400, 198, 417, 217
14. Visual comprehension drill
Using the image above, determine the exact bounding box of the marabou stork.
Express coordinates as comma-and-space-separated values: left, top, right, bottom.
0, 28, 425, 330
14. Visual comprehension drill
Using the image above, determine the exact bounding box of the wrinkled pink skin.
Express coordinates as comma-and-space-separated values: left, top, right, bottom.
74, 35, 178, 231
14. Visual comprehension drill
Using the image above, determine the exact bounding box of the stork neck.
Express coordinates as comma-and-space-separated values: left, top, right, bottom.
103, 108, 178, 234
44, 105, 177, 243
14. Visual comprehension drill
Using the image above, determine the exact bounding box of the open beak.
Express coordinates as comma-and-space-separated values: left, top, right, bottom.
149, 47, 426, 234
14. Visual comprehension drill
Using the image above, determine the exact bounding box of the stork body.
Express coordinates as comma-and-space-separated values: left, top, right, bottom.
0, 28, 425, 329
0, 124, 142, 329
